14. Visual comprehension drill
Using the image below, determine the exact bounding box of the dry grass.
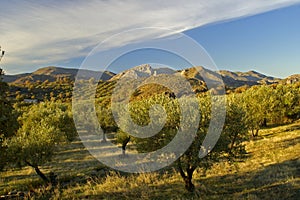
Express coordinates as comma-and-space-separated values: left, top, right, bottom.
1, 121, 299, 199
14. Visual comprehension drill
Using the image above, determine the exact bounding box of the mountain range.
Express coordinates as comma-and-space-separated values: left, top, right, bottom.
3, 65, 299, 88
3, 66, 115, 84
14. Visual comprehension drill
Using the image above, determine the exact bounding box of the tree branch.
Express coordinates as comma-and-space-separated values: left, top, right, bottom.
177, 158, 187, 179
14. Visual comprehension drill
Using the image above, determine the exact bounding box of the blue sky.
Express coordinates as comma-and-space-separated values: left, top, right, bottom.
1, 1, 300, 78
185, 4, 300, 77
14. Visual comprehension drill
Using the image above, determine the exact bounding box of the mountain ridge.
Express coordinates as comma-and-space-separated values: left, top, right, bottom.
108, 64, 282, 88
4, 65, 296, 89
3, 66, 115, 84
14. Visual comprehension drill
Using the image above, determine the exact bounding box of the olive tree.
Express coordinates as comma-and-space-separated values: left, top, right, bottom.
96, 106, 117, 142
0, 47, 18, 170
7, 102, 76, 183
236, 84, 300, 137
273, 83, 300, 122
236, 85, 273, 137
175, 96, 248, 191
115, 94, 180, 156
116, 94, 248, 192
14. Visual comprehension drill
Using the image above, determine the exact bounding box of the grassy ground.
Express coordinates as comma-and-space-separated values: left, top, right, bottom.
0, 121, 299, 199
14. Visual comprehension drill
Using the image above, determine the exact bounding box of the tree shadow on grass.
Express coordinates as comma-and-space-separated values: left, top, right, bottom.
197, 158, 300, 199
278, 135, 300, 149
62, 159, 299, 199
3, 159, 299, 199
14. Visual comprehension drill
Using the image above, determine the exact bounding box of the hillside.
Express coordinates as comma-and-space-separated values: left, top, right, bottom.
283, 74, 300, 84
218, 70, 280, 87
3, 66, 115, 84
110, 64, 281, 89
110, 64, 176, 81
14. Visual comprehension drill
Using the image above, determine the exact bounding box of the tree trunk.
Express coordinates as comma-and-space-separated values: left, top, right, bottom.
254, 129, 259, 137
229, 132, 238, 154
186, 166, 195, 192
251, 129, 255, 137
121, 136, 130, 156
101, 132, 107, 143
34, 166, 49, 183
177, 160, 195, 192
184, 176, 195, 192
262, 118, 267, 127
25, 161, 49, 183
251, 129, 259, 137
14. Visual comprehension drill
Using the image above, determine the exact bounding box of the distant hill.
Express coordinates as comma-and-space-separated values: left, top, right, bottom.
110, 64, 176, 81
4, 65, 284, 89
110, 64, 281, 88
283, 74, 300, 84
218, 70, 280, 88
3, 66, 115, 84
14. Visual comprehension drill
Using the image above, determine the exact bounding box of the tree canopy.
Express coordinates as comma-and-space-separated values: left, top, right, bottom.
0, 50, 18, 170
7, 102, 77, 182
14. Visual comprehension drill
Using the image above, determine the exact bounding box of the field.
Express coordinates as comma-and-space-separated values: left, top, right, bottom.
0, 120, 299, 199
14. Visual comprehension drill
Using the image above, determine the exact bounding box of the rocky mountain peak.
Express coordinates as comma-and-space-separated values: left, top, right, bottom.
110, 64, 176, 80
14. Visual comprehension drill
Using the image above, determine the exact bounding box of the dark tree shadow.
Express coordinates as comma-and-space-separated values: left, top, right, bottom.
194, 159, 300, 199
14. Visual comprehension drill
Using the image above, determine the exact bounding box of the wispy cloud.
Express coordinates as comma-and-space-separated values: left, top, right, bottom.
1, 0, 300, 74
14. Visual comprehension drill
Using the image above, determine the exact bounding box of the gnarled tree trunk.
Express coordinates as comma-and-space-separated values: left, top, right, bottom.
25, 161, 49, 183
177, 160, 196, 192
251, 128, 259, 137
121, 136, 130, 156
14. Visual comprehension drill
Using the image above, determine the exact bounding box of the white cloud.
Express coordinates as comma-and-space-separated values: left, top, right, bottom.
0, 0, 300, 74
